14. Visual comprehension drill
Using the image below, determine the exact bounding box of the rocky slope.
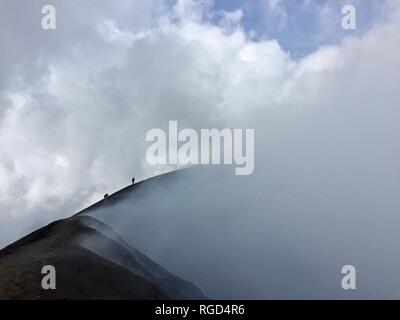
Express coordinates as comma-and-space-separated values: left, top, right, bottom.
0, 214, 205, 300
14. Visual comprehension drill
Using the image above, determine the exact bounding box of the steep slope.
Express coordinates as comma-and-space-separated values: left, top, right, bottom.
0, 214, 205, 300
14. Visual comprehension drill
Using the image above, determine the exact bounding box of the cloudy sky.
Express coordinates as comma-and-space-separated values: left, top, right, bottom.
0, 0, 399, 260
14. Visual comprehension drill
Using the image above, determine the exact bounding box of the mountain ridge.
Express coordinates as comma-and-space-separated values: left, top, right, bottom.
0, 170, 206, 300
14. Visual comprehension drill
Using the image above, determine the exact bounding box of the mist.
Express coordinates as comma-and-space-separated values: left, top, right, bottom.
88, 81, 400, 298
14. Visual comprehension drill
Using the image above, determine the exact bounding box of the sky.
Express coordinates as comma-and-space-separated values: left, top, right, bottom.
0, 0, 399, 283
213, 0, 389, 55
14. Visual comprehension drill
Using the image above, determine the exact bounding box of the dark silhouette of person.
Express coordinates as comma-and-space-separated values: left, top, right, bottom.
132, 177, 135, 184
104, 193, 109, 204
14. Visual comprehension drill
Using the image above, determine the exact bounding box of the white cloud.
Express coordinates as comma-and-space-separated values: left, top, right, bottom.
263, 0, 288, 30
0, 0, 399, 251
